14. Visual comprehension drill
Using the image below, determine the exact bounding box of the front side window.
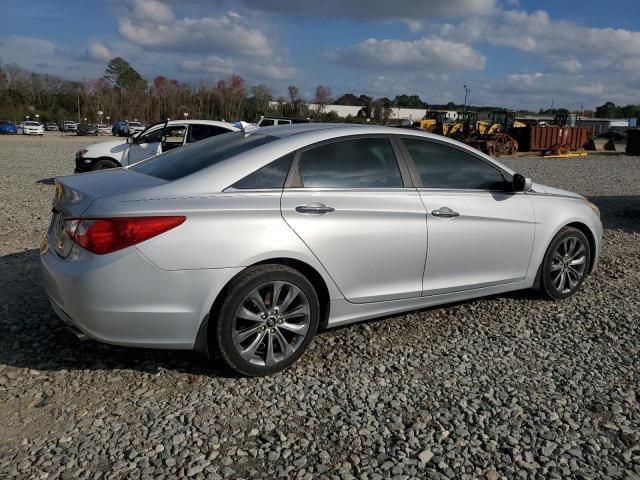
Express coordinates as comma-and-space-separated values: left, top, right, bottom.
136, 126, 164, 144
230, 153, 294, 190
402, 138, 507, 190
130, 132, 277, 181
297, 138, 403, 188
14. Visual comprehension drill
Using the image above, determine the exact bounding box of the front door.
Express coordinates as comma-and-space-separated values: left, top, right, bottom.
281, 136, 427, 303
398, 137, 536, 295
126, 125, 163, 165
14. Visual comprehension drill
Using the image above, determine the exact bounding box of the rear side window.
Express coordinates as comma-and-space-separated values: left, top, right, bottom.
402, 139, 507, 190
189, 124, 231, 143
230, 153, 294, 190
297, 138, 403, 188
130, 132, 277, 181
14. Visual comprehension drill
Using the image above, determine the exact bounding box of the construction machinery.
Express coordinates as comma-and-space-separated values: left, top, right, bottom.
460, 110, 521, 157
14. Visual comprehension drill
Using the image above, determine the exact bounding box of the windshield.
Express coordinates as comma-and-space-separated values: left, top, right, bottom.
128, 122, 143, 127
130, 132, 277, 181
0, 121, 13, 125
25, 121, 40, 126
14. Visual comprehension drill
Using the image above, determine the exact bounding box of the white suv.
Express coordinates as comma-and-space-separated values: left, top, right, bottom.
74, 120, 238, 172
126, 121, 145, 136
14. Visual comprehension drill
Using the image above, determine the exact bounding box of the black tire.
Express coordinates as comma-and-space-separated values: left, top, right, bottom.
540, 226, 591, 300
92, 159, 119, 170
214, 265, 319, 376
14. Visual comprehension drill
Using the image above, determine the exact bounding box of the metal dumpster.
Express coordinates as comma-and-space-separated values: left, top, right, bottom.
508, 125, 589, 152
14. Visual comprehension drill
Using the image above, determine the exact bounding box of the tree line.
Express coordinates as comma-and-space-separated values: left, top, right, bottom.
1, 57, 637, 125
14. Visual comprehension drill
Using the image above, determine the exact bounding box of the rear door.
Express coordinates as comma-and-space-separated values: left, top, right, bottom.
187, 124, 233, 144
398, 137, 536, 295
281, 136, 427, 303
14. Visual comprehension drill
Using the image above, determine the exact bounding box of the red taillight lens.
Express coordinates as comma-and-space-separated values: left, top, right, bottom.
67, 216, 185, 254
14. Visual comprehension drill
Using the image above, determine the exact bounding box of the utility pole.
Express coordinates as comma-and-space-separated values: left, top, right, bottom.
463, 85, 470, 112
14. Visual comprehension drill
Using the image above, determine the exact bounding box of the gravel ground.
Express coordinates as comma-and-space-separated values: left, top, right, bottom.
0, 134, 639, 479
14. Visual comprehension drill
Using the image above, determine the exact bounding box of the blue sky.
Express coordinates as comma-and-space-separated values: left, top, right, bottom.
1, 0, 639, 109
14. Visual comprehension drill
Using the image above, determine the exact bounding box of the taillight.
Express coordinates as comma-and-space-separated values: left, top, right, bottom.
66, 216, 185, 254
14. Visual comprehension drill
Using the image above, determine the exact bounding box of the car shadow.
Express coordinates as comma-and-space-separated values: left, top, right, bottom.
0, 249, 239, 378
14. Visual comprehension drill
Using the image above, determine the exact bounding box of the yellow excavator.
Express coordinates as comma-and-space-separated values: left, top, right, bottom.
476, 110, 526, 134
419, 110, 477, 137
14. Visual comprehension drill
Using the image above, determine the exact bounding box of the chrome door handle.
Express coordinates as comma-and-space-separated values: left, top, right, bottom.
431, 207, 460, 218
295, 203, 335, 215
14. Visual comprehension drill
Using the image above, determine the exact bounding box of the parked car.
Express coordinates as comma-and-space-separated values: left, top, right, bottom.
46, 123, 60, 131
97, 124, 111, 135
63, 120, 77, 132
112, 120, 128, 136
0, 120, 18, 134
44, 124, 603, 376
22, 121, 44, 135
598, 130, 626, 141
257, 116, 311, 127
74, 120, 238, 172
126, 121, 145, 136
77, 123, 99, 136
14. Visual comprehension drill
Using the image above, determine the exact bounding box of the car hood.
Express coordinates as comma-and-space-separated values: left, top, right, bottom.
532, 183, 584, 200
84, 139, 130, 161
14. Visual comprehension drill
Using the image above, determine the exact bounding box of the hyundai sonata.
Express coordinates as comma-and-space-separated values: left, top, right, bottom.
41, 124, 602, 376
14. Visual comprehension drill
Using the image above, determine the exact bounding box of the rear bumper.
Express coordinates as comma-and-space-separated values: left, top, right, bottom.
40, 239, 242, 349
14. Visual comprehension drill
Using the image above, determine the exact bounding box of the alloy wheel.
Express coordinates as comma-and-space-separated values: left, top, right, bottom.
549, 236, 587, 294
232, 281, 311, 367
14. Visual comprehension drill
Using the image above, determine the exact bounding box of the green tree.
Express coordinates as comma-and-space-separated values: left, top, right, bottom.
103, 57, 147, 93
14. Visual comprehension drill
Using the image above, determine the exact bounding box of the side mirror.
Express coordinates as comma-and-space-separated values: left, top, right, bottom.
512, 173, 532, 192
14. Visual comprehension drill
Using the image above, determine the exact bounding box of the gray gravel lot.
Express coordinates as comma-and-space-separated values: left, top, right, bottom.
0, 134, 639, 479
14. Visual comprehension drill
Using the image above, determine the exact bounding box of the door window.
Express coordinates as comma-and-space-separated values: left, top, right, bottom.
297, 138, 403, 188
230, 153, 294, 190
162, 125, 187, 151
402, 139, 507, 190
135, 126, 163, 144
189, 124, 231, 143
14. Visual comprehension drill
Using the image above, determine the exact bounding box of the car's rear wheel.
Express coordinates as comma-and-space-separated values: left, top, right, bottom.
92, 159, 119, 170
540, 226, 591, 300
214, 265, 319, 376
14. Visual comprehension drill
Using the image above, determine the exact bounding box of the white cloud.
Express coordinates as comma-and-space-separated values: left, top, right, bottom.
554, 59, 582, 74
327, 37, 486, 72
119, 8, 272, 57
1, 36, 57, 55
234, 0, 498, 20
405, 20, 423, 33
87, 42, 112, 61
182, 55, 298, 80
130, 0, 174, 23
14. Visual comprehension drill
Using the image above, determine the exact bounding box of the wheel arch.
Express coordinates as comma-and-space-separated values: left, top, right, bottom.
195, 257, 332, 357
96, 156, 122, 167
564, 221, 597, 274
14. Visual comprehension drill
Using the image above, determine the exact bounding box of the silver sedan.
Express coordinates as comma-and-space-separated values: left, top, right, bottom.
41, 124, 603, 376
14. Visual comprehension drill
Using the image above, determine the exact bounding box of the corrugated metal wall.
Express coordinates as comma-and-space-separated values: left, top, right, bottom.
508, 126, 589, 151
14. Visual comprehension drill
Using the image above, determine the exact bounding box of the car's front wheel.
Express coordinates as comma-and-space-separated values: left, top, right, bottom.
540, 226, 591, 300
214, 265, 319, 376
92, 158, 119, 170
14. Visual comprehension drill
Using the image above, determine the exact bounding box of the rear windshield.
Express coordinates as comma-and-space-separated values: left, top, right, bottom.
130, 132, 277, 181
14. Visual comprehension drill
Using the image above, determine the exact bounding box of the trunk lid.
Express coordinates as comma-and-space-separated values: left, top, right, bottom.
50, 169, 167, 257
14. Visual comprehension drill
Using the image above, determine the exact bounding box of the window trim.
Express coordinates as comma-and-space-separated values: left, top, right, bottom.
395, 135, 513, 192
285, 134, 414, 190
